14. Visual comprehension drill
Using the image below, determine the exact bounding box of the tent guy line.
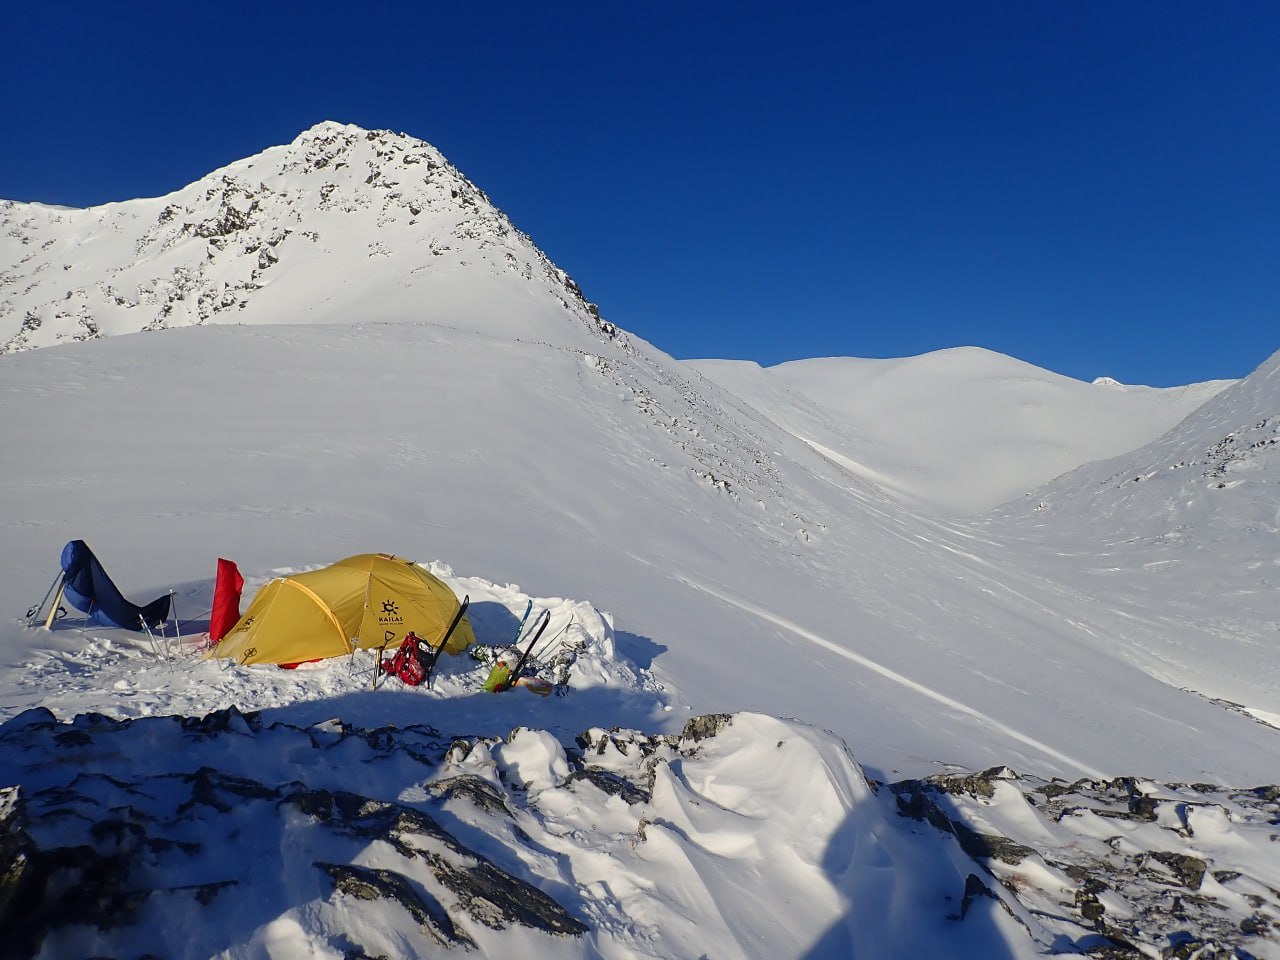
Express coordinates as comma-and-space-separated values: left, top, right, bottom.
667, 569, 1107, 780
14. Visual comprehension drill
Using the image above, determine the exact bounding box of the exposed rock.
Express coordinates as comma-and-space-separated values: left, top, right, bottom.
1075, 878, 1108, 923
569, 727, 677, 805
958, 872, 996, 920
318, 861, 471, 948
957, 828, 1037, 866
0, 787, 32, 934
425, 774, 513, 819
179, 704, 263, 736
286, 788, 585, 936
891, 770, 1280, 957
891, 780, 1036, 864
1147, 851, 1207, 890
932, 765, 1016, 800
576, 726, 677, 758
0, 715, 588, 957
419, 849, 587, 936
680, 713, 733, 744
567, 766, 650, 805
180, 766, 278, 814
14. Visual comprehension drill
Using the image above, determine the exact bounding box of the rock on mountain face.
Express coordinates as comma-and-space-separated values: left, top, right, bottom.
0, 121, 615, 353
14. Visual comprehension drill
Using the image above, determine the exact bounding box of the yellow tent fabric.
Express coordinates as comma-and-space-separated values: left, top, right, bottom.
211, 553, 474, 666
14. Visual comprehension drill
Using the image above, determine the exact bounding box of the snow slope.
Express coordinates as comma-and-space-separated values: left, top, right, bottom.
981, 347, 1280, 730
1, 123, 1278, 958
688, 350, 1230, 515
3, 322, 1276, 787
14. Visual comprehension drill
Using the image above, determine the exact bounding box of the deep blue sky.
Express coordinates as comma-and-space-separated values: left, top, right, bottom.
5, 2, 1277, 385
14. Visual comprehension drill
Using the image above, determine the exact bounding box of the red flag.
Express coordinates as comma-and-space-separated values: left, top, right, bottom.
209, 558, 244, 642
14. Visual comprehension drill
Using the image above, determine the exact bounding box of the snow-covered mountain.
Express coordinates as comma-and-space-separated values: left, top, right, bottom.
3, 119, 1228, 517
0, 121, 614, 353
1, 123, 1277, 958
688, 350, 1231, 515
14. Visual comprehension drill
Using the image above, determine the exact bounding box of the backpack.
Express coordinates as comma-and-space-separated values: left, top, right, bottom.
380, 632, 428, 686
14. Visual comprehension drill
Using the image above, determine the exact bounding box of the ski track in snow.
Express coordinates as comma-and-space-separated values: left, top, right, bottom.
665, 570, 1107, 779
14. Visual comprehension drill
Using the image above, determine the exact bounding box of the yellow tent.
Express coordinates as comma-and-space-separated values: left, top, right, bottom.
211, 553, 474, 666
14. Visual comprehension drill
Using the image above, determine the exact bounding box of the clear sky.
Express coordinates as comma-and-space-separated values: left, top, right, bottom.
4, 1, 1277, 386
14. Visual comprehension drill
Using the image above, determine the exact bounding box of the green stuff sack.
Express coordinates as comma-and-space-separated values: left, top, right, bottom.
483, 660, 514, 693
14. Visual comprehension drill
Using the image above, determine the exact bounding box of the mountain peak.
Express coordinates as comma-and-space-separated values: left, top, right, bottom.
0, 125, 612, 353
294, 119, 365, 140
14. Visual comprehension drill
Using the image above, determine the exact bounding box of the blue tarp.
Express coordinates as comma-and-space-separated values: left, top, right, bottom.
59, 540, 171, 631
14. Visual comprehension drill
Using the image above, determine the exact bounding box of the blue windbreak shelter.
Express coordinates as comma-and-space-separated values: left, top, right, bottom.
59, 540, 171, 630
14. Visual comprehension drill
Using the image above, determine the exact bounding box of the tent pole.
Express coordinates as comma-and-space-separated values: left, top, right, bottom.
170, 591, 181, 653
43, 580, 67, 631
141, 617, 162, 662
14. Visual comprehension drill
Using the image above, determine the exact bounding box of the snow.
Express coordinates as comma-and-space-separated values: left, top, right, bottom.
688, 348, 1232, 515
0, 123, 1277, 958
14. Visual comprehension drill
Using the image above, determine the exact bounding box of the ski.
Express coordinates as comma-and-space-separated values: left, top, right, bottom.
508, 609, 551, 687
422, 595, 470, 689
511, 598, 533, 645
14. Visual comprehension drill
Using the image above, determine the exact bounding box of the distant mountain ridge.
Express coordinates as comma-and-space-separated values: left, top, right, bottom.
0, 121, 1253, 521
0, 121, 614, 353
689, 348, 1232, 514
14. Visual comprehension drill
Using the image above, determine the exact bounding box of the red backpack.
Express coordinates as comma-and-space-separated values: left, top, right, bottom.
380, 632, 428, 686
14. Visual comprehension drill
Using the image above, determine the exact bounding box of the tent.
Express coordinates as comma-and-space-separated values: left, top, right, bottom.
210, 553, 475, 666
54, 540, 171, 631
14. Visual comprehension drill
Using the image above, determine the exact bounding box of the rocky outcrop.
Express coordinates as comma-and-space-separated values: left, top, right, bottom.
0, 706, 587, 958
2, 706, 1276, 958
890, 766, 1280, 957
0, 787, 32, 938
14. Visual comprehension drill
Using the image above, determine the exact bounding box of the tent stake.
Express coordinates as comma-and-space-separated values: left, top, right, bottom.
169, 591, 181, 653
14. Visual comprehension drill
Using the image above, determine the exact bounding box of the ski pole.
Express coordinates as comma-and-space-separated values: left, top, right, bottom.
26, 571, 64, 627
